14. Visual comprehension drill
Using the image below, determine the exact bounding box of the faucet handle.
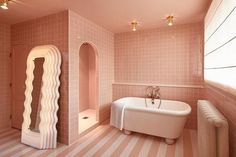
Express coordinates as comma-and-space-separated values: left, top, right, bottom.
146, 93, 152, 97
154, 86, 159, 91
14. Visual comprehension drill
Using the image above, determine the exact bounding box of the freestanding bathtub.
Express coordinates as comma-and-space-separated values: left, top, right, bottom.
110, 97, 191, 144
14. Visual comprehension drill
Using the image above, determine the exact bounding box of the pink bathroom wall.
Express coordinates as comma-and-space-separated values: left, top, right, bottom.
69, 10, 114, 144
204, 83, 236, 156
114, 22, 204, 129
79, 44, 97, 112
115, 22, 203, 85
88, 46, 96, 110
0, 24, 11, 130
79, 44, 90, 112
11, 11, 69, 144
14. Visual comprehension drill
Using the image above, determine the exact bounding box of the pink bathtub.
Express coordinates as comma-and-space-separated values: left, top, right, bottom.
110, 97, 191, 144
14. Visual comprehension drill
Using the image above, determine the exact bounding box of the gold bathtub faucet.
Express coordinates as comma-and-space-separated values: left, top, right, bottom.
145, 86, 161, 104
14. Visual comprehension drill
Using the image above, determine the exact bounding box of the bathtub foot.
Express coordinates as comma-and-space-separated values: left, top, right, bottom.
124, 130, 132, 135
165, 138, 175, 144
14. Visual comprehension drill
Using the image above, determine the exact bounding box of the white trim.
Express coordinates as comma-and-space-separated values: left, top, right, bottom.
21, 45, 61, 149
112, 82, 204, 88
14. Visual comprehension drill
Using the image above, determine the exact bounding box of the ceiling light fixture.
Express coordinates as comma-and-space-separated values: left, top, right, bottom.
166, 16, 174, 26
131, 21, 138, 31
1, 0, 9, 9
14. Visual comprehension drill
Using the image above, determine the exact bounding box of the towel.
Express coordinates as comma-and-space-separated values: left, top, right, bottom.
110, 101, 126, 130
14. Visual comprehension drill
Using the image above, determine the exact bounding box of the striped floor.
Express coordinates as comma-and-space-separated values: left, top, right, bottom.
0, 123, 197, 157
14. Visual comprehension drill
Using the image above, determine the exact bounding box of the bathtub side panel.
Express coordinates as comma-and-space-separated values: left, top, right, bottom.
123, 109, 187, 139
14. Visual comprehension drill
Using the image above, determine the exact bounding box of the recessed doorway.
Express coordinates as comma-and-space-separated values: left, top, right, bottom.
79, 42, 99, 134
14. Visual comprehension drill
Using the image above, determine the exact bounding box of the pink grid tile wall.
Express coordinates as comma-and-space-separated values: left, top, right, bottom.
68, 10, 114, 144
115, 22, 203, 85
114, 22, 204, 129
11, 11, 69, 144
0, 24, 11, 130
204, 83, 236, 157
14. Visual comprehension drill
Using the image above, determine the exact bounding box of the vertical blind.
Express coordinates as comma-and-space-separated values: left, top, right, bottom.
204, 0, 236, 89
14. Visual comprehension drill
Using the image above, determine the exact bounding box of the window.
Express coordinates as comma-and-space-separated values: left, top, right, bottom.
204, 0, 236, 90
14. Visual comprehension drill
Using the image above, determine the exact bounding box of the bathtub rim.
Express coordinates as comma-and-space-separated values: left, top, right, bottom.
112, 96, 192, 116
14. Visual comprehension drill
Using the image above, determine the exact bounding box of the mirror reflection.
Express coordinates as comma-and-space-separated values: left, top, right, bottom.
29, 58, 44, 132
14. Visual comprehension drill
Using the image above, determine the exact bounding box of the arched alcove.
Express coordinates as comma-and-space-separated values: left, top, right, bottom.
78, 42, 99, 134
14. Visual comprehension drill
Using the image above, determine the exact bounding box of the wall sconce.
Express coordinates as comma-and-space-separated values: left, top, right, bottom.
1, 0, 9, 9
166, 16, 174, 26
131, 21, 138, 31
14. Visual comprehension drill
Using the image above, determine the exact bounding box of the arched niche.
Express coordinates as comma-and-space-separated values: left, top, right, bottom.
78, 41, 99, 134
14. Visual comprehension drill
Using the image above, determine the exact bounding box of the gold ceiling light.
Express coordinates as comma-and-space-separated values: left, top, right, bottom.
131, 21, 138, 31
166, 15, 174, 26
1, 0, 9, 10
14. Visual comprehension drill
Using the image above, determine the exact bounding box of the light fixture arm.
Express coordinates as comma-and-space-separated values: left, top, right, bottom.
1, 0, 9, 10
131, 21, 138, 31
166, 16, 174, 26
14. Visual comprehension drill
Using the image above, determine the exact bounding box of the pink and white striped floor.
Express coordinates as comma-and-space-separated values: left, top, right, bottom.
0, 122, 197, 157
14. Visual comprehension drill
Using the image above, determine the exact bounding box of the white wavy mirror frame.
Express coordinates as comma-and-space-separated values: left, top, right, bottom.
21, 45, 61, 149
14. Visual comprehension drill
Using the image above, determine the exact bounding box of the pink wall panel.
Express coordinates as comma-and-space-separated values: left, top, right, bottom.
114, 22, 204, 129
11, 45, 28, 129
115, 22, 203, 85
11, 11, 69, 144
88, 46, 96, 110
79, 44, 97, 112
79, 44, 90, 112
69, 10, 114, 144
0, 24, 11, 130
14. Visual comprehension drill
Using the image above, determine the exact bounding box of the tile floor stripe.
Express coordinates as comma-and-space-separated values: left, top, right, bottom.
0, 129, 18, 139
190, 129, 198, 157
65, 126, 113, 157
0, 125, 198, 157
56, 125, 110, 157
138, 136, 154, 157
100, 133, 128, 157
183, 130, 193, 157
128, 134, 147, 157
120, 134, 141, 157
0, 144, 26, 156
12, 147, 34, 157
0, 134, 20, 145
147, 137, 161, 157
110, 132, 135, 157
166, 142, 176, 157
175, 133, 184, 157
91, 131, 122, 157
75, 129, 118, 157
0, 139, 21, 151
156, 142, 167, 157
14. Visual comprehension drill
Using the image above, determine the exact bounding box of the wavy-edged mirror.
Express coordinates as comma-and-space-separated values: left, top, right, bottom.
21, 45, 61, 149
